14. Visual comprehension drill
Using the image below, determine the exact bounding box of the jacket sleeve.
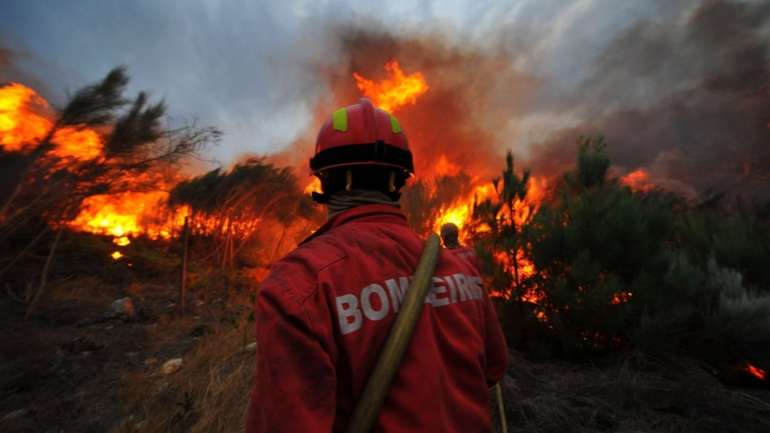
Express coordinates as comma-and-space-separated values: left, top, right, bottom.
482, 294, 508, 387
246, 275, 336, 433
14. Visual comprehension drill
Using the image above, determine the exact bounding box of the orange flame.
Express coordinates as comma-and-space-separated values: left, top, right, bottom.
432, 176, 546, 241
434, 155, 460, 177
68, 191, 189, 240
746, 363, 767, 381
429, 172, 547, 319
353, 60, 429, 113
1, 82, 190, 250
50, 126, 103, 161
113, 236, 131, 247
111, 251, 123, 260
433, 183, 494, 238
0, 83, 51, 151
0, 82, 103, 161
304, 177, 322, 195
620, 169, 654, 192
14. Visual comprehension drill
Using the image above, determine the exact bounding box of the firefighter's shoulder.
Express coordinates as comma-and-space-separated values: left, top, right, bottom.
261, 231, 348, 302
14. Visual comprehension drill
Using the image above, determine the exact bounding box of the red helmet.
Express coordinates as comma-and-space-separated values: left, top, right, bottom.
310, 98, 414, 175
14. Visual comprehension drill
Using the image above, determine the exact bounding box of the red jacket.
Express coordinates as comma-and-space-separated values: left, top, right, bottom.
448, 245, 481, 271
247, 204, 508, 433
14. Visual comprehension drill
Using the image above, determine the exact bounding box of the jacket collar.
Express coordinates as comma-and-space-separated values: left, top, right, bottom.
300, 204, 408, 245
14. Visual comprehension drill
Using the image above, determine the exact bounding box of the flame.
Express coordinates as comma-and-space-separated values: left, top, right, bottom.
620, 169, 654, 192
611, 291, 633, 305
434, 155, 460, 177
0, 83, 51, 151
69, 191, 189, 240
428, 172, 547, 318
1, 82, 182, 255
113, 236, 131, 247
111, 251, 123, 260
0, 82, 103, 161
50, 126, 103, 161
432, 176, 546, 241
433, 183, 494, 237
745, 363, 767, 381
353, 60, 429, 113
304, 177, 322, 195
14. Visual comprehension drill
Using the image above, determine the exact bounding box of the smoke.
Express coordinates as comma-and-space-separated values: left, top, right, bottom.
269, 19, 540, 184
5, 0, 769, 199
524, 0, 770, 199
287, 0, 770, 200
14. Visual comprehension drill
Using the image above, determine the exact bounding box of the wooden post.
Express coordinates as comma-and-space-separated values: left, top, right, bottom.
495, 383, 508, 433
25, 228, 63, 320
179, 216, 190, 316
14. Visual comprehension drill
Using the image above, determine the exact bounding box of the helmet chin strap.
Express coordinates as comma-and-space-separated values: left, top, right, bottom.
345, 170, 353, 192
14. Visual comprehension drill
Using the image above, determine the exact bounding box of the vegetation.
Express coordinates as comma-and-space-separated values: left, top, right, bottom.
3, 73, 769, 432
0, 68, 220, 317
169, 158, 319, 269
472, 136, 770, 375
400, 173, 473, 233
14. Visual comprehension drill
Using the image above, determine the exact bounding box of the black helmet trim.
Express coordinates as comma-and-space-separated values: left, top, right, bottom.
310, 140, 414, 174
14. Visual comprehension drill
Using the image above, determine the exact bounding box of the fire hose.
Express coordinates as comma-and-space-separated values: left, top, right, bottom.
345, 233, 507, 433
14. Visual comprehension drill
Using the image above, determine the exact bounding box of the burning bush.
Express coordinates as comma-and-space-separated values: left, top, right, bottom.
0, 67, 220, 316
169, 157, 320, 269
473, 136, 770, 382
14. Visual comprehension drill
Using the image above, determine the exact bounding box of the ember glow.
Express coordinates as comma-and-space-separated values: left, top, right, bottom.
354, 60, 429, 113
611, 291, 633, 305
620, 169, 654, 192
113, 236, 131, 247
745, 363, 767, 381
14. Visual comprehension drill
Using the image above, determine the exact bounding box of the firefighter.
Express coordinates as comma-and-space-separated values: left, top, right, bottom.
441, 222, 480, 270
440, 222, 462, 249
246, 98, 508, 433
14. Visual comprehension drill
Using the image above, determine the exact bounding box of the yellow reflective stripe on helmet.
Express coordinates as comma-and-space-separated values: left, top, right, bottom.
389, 114, 402, 133
332, 107, 348, 132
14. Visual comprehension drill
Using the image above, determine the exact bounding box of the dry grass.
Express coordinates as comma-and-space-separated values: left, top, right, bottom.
114, 317, 254, 433
111, 314, 770, 433
498, 352, 770, 433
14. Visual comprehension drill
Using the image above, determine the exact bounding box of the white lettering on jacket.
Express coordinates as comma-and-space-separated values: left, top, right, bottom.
336, 273, 485, 335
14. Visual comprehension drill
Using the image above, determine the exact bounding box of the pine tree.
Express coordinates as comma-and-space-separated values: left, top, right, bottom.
470, 150, 535, 301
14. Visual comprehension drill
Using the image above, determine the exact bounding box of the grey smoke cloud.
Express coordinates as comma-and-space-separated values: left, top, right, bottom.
527, 0, 770, 198
3, 0, 768, 198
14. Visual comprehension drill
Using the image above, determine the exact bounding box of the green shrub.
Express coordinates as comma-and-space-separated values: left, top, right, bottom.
475, 136, 770, 370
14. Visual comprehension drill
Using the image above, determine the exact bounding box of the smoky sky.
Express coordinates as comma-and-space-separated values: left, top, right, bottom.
2, 0, 769, 197
527, 0, 770, 198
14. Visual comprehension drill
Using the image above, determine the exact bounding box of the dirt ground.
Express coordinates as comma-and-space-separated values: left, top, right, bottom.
0, 275, 251, 433
3, 271, 770, 433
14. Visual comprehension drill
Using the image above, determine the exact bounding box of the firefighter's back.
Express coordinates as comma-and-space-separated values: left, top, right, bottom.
250, 205, 507, 433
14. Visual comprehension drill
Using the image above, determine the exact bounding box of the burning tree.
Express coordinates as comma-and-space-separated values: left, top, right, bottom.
524, 136, 677, 355
470, 151, 539, 301
169, 158, 319, 269
485, 136, 770, 378
400, 173, 474, 234
0, 67, 220, 315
